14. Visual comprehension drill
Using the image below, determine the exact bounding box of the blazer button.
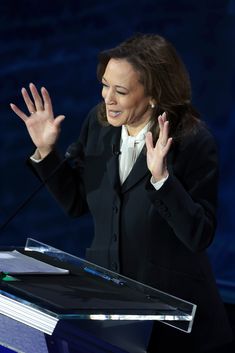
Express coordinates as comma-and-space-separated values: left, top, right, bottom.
112, 205, 118, 213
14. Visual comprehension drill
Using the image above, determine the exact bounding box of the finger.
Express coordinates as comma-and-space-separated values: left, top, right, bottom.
163, 120, 170, 137
21, 87, 36, 114
54, 115, 66, 127
10, 103, 29, 122
158, 114, 164, 140
29, 83, 44, 111
161, 111, 167, 121
158, 115, 164, 128
145, 131, 154, 151
158, 112, 167, 134
163, 137, 173, 154
160, 120, 170, 146
41, 87, 53, 115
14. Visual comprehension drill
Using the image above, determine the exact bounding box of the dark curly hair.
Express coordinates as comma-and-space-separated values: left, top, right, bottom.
96, 33, 200, 142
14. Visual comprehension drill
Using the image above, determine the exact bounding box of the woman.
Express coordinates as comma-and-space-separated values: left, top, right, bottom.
10, 34, 233, 352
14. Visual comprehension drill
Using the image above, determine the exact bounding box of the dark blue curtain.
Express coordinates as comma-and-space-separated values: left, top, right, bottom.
0, 0, 234, 303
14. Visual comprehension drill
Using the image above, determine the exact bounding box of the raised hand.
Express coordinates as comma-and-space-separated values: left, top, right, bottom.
10, 83, 65, 159
145, 112, 173, 181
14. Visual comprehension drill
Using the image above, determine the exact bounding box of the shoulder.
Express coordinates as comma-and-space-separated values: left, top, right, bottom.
79, 104, 102, 136
178, 122, 217, 153
172, 122, 219, 174
78, 103, 111, 147
85, 104, 100, 125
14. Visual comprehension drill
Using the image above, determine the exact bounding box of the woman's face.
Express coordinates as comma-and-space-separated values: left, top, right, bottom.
101, 58, 153, 136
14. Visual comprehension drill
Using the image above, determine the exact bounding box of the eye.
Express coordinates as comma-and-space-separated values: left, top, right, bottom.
117, 91, 127, 96
102, 82, 127, 95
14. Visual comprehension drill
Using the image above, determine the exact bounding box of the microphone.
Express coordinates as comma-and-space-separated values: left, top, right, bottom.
0, 142, 80, 232
112, 144, 121, 156
64, 142, 81, 160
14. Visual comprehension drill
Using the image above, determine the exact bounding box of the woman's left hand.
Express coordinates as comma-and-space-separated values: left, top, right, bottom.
145, 112, 173, 181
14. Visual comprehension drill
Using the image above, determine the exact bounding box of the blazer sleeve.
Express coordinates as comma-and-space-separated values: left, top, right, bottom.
27, 107, 96, 217
146, 125, 219, 252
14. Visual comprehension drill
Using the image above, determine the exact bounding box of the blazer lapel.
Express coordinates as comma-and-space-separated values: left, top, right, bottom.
121, 148, 149, 193
105, 126, 122, 192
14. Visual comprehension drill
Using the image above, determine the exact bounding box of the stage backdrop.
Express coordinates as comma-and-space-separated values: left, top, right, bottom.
0, 0, 234, 303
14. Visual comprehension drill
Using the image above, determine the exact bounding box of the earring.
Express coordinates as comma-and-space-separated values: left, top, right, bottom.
150, 102, 155, 109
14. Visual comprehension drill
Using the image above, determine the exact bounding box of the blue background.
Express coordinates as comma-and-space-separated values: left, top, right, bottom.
0, 0, 235, 305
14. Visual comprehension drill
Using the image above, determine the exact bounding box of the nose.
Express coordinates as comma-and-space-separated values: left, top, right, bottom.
103, 87, 116, 105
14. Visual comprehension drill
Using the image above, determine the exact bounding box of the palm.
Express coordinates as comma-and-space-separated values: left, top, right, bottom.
146, 140, 167, 175
26, 110, 60, 148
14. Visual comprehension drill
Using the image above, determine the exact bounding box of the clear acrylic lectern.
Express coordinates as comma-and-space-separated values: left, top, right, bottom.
0, 238, 197, 353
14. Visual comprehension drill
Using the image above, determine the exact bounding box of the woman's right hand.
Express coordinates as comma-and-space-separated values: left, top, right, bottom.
10, 83, 65, 159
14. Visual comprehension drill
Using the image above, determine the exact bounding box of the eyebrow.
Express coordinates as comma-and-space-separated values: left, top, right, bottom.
102, 77, 129, 92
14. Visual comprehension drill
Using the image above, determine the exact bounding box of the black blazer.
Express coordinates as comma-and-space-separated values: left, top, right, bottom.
31, 106, 233, 350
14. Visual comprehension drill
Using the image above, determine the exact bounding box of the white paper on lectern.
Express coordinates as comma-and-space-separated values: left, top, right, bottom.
0, 250, 69, 274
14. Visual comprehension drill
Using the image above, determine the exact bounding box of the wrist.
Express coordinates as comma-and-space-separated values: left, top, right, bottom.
37, 146, 54, 159
151, 171, 169, 183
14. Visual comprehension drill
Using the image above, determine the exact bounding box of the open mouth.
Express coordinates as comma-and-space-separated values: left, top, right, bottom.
107, 110, 122, 118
